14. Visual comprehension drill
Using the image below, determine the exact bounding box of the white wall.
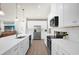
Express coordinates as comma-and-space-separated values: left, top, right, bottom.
27, 21, 47, 30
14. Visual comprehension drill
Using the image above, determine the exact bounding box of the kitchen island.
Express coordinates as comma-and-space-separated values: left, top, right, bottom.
0, 30, 33, 55
51, 39, 79, 55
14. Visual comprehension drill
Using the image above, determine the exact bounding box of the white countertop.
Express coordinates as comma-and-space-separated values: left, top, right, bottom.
46, 33, 54, 36
51, 39, 79, 54
0, 30, 33, 55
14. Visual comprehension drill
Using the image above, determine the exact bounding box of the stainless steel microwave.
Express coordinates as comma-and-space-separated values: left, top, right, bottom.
50, 16, 59, 27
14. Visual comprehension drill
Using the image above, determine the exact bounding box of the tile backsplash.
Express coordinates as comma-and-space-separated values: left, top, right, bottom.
64, 27, 79, 42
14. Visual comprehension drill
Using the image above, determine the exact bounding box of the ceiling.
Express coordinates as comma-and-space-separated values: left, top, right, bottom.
0, 3, 51, 22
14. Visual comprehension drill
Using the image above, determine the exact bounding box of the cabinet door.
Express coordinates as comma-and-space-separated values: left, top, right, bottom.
10, 44, 19, 55
41, 30, 47, 46
76, 4, 79, 26
23, 37, 29, 54
48, 4, 57, 28
18, 40, 25, 55
3, 44, 19, 55
3, 49, 12, 55
63, 3, 78, 27
18, 37, 29, 55
56, 4, 64, 27
51, 42, 57, 55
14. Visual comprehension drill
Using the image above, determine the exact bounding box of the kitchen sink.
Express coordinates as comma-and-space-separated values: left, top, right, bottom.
16, 36, 25, 39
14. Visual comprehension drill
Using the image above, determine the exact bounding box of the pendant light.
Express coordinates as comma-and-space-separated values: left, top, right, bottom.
22, 8, 24, 22
0, 3, 5, 16
15, 3, 19, 21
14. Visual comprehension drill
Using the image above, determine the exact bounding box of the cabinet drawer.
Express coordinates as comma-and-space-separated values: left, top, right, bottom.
18, 38, 29, 55
3, 49, 12, 55
10, 44, 18, 55
3, 44, 18, 55
58, 47, 70, 55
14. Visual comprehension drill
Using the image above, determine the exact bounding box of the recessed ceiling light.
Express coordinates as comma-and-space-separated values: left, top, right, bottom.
0, 10, 5, 16
38, 5, 40, 8
0, 3, 5, 16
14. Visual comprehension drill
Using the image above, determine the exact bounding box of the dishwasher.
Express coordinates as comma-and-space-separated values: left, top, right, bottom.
47, 36, 51, 55
29, 35, 31, 48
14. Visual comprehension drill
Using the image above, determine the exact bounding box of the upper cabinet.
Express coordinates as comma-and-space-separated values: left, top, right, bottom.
48, 3, 79, 28
63, 3, 79, 27
48, 3, 64, 28
56, 4, 64, 27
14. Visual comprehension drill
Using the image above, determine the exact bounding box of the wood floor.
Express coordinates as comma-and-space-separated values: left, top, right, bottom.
27, 39, 48, 55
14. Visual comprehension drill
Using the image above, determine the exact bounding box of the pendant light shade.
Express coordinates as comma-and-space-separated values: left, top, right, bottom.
0, 10, 5, 15
0, 3, 5, 16
15, 3, 19, 21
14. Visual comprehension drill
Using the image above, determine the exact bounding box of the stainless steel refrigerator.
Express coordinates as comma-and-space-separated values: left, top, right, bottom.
33, 25, 41, 40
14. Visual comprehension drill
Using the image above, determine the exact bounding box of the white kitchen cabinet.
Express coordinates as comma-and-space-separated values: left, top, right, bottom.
63, 3, 79, 27
59, 3, 79, 27
41, 29, 47, 46
3, 44, 19, 55
52, 40, 70, 55
18, 40, 25, 55
3, 49, 12, 55
48, 4, 57, 28
52, 41, 60, 55
18, 37, 29, 55
48, 3, 64, 28
48, 3, 79, 28
23, 37, 29, 54
3, 37, 29, 55
56, 4, 64, 27
52, 42, 57, 55
10, 44, 19, 55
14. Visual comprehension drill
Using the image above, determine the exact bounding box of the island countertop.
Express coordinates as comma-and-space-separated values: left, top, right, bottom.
0, 30, 33, 55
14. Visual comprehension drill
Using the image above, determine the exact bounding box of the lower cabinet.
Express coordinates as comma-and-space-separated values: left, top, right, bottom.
23, 37, 29, 54
52, 41, 70, 55
3, 44, 19, 55
10, 44, 19, 55
41, 31, 47, 46
18, 37, 29, 55
3, 37, 29, 55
